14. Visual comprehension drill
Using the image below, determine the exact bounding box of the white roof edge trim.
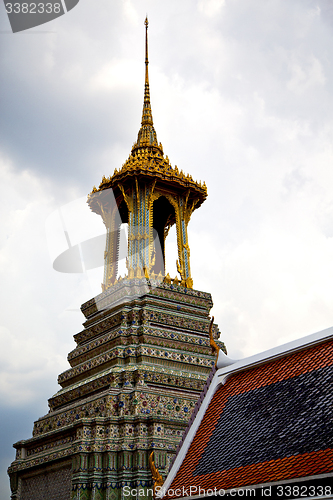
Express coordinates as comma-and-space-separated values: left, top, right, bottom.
216, 325, 333, 381
157, 326, 333, 498
216, 349, 238, 368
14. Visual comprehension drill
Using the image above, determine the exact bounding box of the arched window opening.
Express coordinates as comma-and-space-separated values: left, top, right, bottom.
117, 223, 128, 279
152, 196, 176, 275
164, 223, 178, 279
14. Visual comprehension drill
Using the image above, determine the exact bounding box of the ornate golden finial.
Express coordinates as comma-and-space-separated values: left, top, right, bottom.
149, 451, 164, 497
209, 316, 220, 365
145, 16, 149, 83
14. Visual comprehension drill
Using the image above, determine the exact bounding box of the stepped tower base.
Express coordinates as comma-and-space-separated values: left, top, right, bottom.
8, 279, 225, 500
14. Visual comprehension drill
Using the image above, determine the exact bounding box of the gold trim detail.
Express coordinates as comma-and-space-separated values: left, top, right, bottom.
88, 150, 207, 208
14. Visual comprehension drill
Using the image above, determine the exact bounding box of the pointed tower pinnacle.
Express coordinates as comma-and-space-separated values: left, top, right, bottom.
132, 17, 163, 155
142, 16, 153, 126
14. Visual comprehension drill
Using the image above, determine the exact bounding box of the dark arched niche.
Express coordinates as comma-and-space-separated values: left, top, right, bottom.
152, 196, 176, 274
118, 199, 129, 224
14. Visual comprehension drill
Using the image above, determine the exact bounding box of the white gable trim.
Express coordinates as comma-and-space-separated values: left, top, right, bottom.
158, 326, 333, 498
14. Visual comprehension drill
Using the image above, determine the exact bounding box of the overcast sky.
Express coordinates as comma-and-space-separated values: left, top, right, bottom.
1, 0, 333, 497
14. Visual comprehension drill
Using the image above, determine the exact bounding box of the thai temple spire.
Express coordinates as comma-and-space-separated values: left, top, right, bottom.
132, 16, 162, 155
88, 18, 208, 289
142, 16, 152, 126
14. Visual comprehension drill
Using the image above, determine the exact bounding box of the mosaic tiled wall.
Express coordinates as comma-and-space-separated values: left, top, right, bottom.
20, 465, 72, 500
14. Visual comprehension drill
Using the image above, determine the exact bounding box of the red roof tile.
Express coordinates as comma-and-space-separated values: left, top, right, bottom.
164, 339, 333, 497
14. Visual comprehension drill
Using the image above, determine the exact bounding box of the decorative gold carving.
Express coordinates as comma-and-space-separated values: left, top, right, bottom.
135, 177, 140, 214
149, 451, 163, 498
164, 213, 175, 239
184, 189, 190, 212
184, 197, 199, 225
143, 266, 149, 280
209, 316, 219, 365
176, 258, 183, 279
127, 264, 134, 279
185, 277, 193, 289
118, 184, 132, 213
148, 188, 158, 273
164, 273, 172, 284
183, 243, 190, 255
148, 179, 157, 205
88, 148, 207, 205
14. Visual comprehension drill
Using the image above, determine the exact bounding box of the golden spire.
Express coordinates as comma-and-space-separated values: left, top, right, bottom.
142, 16, 153, 126
132, 17, 162, 155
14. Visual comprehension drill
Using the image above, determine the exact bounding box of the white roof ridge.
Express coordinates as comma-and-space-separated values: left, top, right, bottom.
216, 324, 333, 379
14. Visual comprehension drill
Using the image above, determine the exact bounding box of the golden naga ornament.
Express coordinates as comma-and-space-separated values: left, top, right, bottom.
149, 451, 164, 498
209, 316, 220, 366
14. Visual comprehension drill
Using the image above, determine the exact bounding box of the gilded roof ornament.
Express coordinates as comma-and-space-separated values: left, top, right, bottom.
209, 316, 220, 366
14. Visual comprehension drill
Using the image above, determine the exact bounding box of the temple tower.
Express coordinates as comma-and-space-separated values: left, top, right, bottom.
8, 19, 225, 500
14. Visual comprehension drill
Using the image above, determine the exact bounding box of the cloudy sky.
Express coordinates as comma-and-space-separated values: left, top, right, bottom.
2, 0, 333, 496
